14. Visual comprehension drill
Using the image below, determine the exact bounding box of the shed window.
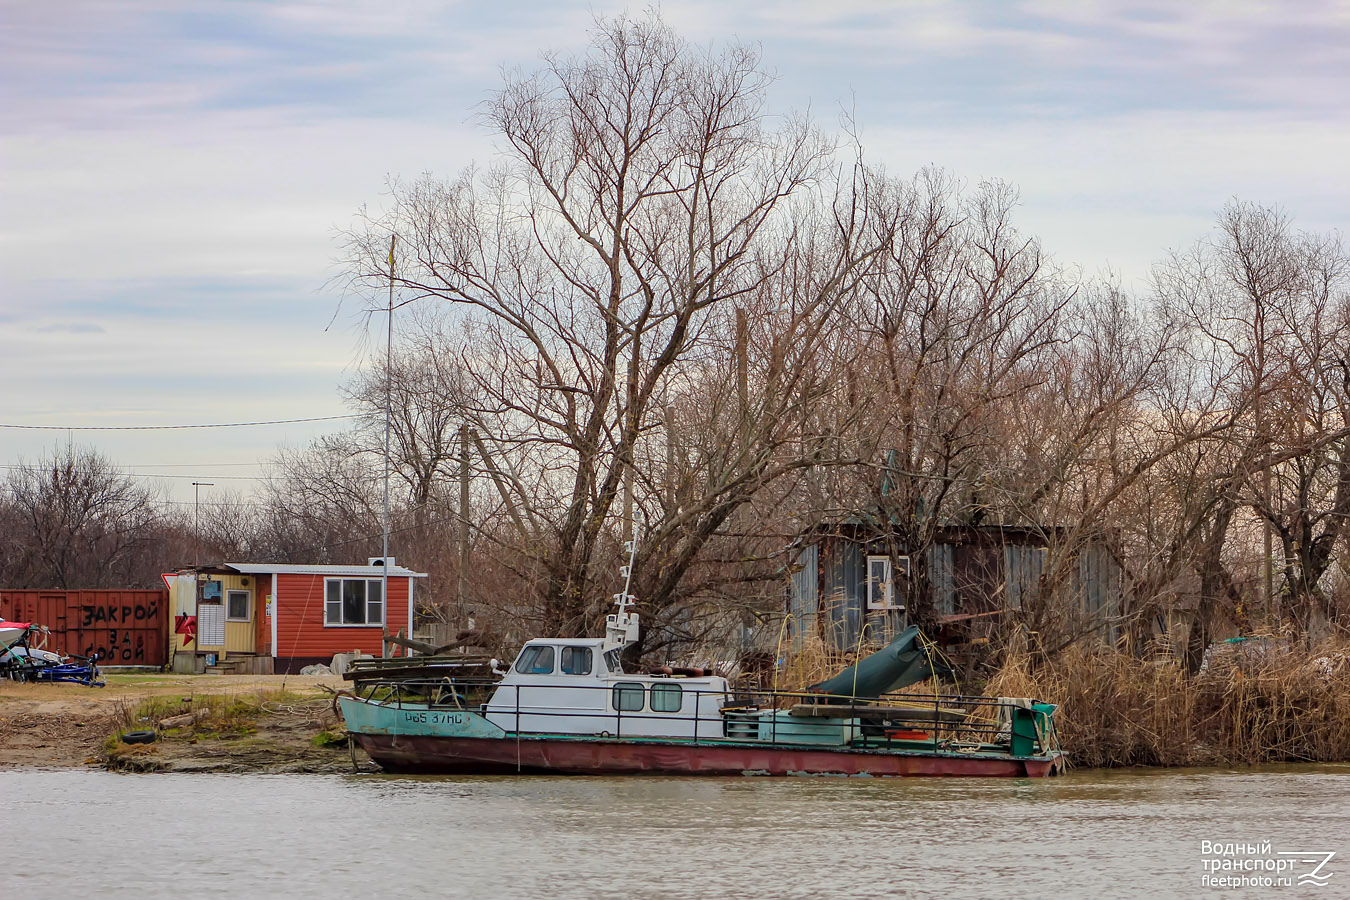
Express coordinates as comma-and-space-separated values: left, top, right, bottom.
226, 589, 250, 622
514, 645, 555, 675
324, 578, 385, 626
864, 555, 907, 612
560, 646, 593, 675
612, 682, 645, 712
650, 682, 683, 712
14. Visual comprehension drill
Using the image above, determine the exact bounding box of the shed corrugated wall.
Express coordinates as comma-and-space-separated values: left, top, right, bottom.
1004, 546, 1046, 610
788, 545, 818, 650
863, 608, 904, 647
797, 538, 908, 650
1075, 543, 1122, 642
273, 573, 410, 665
0, 589, 169, 666
820, 539, 865, 648
804, 533, 1124, 651
927, 544, 956, 617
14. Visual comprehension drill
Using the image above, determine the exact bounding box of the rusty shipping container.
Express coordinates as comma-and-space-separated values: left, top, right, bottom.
0, 589, 169, 667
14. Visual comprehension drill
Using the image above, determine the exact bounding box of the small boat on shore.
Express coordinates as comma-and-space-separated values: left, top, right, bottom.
0, 621, 28, 649
338, 544, 1064, 778
1, 621, 104, 686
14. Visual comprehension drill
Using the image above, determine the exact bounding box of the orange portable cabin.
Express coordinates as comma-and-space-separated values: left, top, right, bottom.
165, 558, 426, 674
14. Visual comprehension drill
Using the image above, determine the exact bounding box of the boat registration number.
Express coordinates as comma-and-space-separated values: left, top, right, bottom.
403, 711, 465, 725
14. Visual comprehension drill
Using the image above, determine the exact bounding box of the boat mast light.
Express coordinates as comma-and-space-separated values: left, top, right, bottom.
604, 526, 641, 652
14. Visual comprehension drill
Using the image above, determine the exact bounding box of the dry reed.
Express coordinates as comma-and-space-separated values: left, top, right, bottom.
984, 641, 1350, 768
773, 635, 1350, 767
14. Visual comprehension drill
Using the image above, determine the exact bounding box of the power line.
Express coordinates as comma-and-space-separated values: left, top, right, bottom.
0, 465, 266, 481
0, 415, 354, 431
122, 473, 268, 481
162, 499, 268, 508
2, 462, 266, 469
122, 462, 267, 468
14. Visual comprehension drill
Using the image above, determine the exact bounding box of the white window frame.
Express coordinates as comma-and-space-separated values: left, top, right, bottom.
867, 555, 895, 610
650, 682, 683, 713
559, 645, 593, 675
514, 644, 556, 675
612, 682, 646, 712
323, 577, 386, 628
225, 588, 251, 623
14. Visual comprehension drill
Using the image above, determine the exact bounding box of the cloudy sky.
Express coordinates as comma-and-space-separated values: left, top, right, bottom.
3, 0, 1348, 504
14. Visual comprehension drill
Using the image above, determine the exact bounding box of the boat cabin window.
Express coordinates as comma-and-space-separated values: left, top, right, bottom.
603, 648, 624, 675
560, 646, 593, 675
650, 682, 682, 712
514, 645, 555, 675
612, 682, 645, 711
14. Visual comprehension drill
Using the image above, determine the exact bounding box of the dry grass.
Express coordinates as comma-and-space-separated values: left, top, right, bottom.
771, 633, 1350, 767
102, 688, 334, 769
769, 635, 842, 693
983, 641, 1350, 767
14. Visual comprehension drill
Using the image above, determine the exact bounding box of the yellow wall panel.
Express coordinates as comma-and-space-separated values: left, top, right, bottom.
184, 574, 258, 655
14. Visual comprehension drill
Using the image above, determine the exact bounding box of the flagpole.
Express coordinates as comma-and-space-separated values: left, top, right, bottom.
382, 235, 394, 650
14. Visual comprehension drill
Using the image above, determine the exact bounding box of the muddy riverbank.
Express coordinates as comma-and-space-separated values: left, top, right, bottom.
0, 674, 362, 772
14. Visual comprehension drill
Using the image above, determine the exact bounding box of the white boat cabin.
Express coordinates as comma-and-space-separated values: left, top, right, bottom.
484, 638, 729, 739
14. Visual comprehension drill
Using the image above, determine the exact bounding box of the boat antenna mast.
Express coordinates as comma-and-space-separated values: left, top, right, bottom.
604, 523, 641, 653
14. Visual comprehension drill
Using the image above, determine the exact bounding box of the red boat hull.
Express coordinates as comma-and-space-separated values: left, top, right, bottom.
352, 733, 1061, 778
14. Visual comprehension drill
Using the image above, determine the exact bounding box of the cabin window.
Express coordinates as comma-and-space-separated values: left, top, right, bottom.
603, 648, 624, 675
867, 555, 898, 610
612, 682, 645, 712
324, 578, 385, 626
650, 682, 682, 712
226, 589, 250, 622
514, 645, 555, 675
560, 646, 593, 675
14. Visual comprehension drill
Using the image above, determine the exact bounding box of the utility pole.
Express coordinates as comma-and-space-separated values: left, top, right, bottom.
191, 482, 213, 567
458, 424, 471, 610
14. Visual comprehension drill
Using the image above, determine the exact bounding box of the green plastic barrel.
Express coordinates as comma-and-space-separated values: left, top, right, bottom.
1010, 703, 1056, 757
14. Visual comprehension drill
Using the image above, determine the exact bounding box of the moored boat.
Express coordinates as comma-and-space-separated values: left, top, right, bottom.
338, 542, 1065, 778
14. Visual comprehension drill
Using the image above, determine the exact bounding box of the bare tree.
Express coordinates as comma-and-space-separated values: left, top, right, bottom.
830, 173, 1074, 629
194, 489, 266, 562
1145, 201, 1350, 665
257, 435, 384, 563
4, 445, 162, 588
342, 13, 890, 636
344, 323, 474, 516
1213, 203, 1350, 631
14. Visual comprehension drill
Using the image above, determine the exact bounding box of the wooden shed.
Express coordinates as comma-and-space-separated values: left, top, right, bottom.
788, 523, 1122, 651
167, 558, 426, 674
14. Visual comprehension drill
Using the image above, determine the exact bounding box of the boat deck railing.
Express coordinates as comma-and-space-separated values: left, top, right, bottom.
349, 677, 1062, 757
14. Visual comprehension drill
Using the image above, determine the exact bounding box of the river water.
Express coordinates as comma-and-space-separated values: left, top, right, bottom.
6, 766, 1348, 898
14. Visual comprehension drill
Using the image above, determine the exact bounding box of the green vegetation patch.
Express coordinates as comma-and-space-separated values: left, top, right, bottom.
100, 688, 330, 770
